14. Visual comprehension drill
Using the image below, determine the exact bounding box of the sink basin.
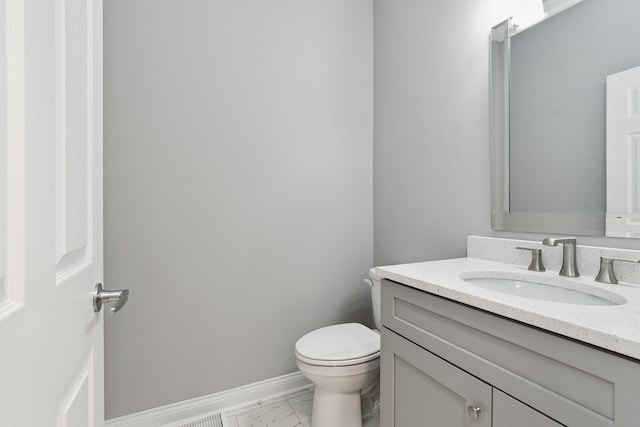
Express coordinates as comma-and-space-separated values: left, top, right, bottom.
459, 271, 626, 306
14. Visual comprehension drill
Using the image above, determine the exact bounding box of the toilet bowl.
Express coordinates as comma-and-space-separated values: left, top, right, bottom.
295, 269, 382, 427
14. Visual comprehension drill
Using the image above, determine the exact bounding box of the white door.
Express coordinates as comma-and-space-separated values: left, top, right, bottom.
606, 65, 640, 238
0, 0, 105, 425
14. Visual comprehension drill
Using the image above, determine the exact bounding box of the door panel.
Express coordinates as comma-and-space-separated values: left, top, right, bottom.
0, 0, 104, 425
0, 0, 25, 319
57, 350, 94, 426
55, 0, 93, 275
382, 329, 492, 427
394, 357, 469, 426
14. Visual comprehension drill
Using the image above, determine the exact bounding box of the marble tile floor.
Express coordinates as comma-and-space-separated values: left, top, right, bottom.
224, 387, 380, 427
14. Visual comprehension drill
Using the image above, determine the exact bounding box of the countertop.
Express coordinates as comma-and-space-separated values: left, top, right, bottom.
374, 257, 640, 361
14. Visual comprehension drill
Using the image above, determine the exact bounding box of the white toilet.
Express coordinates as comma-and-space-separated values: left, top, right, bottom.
294, 269, 382, 427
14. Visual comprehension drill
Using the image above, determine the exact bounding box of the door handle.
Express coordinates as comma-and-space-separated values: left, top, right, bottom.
93, 283, 129, 313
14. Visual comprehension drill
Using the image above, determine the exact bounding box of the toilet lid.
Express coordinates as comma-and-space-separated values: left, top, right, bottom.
295, 323, 380, 363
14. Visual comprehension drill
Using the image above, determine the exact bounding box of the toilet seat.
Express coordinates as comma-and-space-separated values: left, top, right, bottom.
295, 323, 380, 367
295, 350, 380, 367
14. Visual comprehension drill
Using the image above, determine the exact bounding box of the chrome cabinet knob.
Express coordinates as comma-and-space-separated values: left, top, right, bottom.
467, 405, 481, 419
93, 283, 129, 313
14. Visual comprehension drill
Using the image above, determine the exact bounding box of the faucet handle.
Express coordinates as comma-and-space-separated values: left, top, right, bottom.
516, 247, 546, 272
595, 256, 640, 284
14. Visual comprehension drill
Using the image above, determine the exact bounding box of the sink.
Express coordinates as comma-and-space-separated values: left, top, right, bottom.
459, 271, 626, 306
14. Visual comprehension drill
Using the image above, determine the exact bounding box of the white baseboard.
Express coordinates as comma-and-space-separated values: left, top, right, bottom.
105, 372, 311, 427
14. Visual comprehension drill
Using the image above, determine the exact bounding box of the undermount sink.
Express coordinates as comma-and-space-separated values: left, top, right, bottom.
459, 271, 626, 306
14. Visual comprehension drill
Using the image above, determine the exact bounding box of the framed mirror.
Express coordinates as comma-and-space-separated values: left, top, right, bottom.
490, 0, 640, 237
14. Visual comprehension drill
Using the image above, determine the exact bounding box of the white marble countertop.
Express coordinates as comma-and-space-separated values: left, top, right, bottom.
375, 257, 640, 361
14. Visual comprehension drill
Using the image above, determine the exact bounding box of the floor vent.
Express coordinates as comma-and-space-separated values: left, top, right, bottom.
177, 412, 226, 427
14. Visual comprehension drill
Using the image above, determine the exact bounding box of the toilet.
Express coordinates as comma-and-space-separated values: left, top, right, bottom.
294, 268, 382, 427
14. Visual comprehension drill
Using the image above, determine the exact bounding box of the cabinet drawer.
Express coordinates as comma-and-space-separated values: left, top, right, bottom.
382, 279, 640, 426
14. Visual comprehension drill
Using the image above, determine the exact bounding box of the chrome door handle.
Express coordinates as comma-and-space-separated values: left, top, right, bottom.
93, 283, 129, 313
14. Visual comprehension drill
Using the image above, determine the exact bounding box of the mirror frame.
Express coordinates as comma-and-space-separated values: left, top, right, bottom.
489, 9, 604, 236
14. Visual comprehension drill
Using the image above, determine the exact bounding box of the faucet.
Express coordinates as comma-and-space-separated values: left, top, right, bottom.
542, 237, 579, 277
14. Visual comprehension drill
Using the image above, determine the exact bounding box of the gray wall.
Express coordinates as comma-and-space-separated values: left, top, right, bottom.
373, 0, 493, 266
104, 0, 373, 419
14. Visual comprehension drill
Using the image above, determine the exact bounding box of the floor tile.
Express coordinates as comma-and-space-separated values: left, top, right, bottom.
222, 385, 377, 427
234, 400, 302, 427
287, 390, 313, 427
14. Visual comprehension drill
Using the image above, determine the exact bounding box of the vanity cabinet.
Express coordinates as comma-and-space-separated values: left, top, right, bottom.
384, 328, 491, 427
383, 328, 561, 426
380, 279, 640, 426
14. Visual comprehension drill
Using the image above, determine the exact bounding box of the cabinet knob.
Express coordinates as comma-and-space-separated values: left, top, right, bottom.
467, 405, 481, 419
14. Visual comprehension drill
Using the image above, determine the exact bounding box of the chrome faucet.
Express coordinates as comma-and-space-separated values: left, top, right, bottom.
542, 237, 579, 277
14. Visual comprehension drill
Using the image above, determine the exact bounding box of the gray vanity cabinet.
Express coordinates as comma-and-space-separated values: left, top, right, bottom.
383, 328, 492, 427
382, 329, 562, 427
380, 279, 640, 427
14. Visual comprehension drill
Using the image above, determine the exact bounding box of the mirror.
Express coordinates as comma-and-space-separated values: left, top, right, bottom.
490, 0, 640, 237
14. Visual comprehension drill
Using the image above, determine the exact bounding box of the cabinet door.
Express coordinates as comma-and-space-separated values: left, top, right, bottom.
493, 389, 565, 427
381, 329, 492, 427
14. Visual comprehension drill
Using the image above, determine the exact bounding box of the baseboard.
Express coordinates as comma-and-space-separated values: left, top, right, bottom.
105, 371, 312, 427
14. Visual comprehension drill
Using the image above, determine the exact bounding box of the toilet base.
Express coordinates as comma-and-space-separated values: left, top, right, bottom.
295, 342, 380, 427
312, 385, 362, 427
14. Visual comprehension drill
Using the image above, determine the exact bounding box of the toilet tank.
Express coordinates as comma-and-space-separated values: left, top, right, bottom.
366, 268, 382, 330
